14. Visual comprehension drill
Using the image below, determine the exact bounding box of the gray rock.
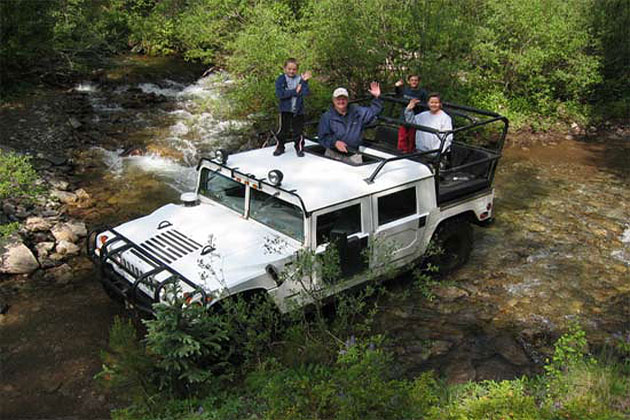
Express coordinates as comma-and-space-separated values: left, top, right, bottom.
51, 223, 78, 243
69, 117, 82, 129
444, 359, 476, 384
55, 240, 80, 256
40, 209, 59, 218
66, 220, 87, 238
47, 155, 68, 166
494, 335, 531, 366
35, 241, 55, 259
25, 217, 53, 232
2, 202, 16, 216
49, 179, 70, 191
1, 242, 40, 274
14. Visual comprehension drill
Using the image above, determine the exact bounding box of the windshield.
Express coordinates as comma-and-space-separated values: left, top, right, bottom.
198, 169, 246, 214
250, 188, 304, 242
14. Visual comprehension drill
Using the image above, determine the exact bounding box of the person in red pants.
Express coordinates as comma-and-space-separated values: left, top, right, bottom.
395, 74, 428, 153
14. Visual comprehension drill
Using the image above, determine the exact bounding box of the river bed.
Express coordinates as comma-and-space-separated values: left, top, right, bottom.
1, 56, 628, 418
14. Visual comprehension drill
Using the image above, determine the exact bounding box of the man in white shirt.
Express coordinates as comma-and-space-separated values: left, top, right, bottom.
404, 93, 453, 155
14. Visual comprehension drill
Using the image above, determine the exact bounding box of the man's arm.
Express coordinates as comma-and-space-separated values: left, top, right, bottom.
275, 75, 296, 99
317, 113, 336, 149
358, 81, 383, 124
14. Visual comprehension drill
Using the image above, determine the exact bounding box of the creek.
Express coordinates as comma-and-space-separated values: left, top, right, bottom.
1, 56, 628, 418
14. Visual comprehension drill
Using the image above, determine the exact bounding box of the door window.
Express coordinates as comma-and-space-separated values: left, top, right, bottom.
377, 187, 416, 225
316, 204, 361, 245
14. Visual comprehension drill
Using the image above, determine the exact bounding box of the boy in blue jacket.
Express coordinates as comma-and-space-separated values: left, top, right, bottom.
274, 58, 311, 157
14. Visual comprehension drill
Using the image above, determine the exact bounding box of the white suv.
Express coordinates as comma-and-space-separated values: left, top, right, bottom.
88, 96, 507, 313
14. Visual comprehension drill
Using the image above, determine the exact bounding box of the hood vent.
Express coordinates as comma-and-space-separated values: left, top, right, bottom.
139, 229, 202, 264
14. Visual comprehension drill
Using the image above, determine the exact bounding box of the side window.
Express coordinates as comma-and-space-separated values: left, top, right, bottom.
316, 204, 361, 245
378, 187, 416, 225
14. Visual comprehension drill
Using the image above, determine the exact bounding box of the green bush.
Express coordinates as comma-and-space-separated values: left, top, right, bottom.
0, 151, 41, 200
143, 289, 230, 396
436, 378, 541, 420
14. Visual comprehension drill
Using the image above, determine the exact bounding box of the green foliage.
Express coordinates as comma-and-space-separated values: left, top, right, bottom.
143, 288, 229, 395
0, 222, 20, 239
0, 151, 41, 200
436, 378, 541, 419
250, 337, 439, 420
96, 317, 157, 408
544, 322, 593, 378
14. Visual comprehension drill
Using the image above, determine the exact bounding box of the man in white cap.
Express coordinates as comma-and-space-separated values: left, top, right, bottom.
317, 82, 382, 164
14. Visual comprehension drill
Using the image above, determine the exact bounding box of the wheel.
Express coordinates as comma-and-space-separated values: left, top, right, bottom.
426, 218, 473, 275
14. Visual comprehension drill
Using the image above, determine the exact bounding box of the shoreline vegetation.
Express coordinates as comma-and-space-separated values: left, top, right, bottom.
1, 0, 628, 130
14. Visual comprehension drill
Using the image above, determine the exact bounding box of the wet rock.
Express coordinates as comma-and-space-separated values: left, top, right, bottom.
74, 188, 90, 201
46, 154, 68, 166
40, 209, 59, 218
493, 334, 531, 366
2, 202, 15, 216
444, 358, 476, 384
51, 190, 78, 204
69, 117, 82, 129
45, 263, 73, 284
49, 179, 69, 191
55, 240, 80, 256
24, 217, 53, 232
1, 242, 40, 274
35, 242, 55, 259
475, 356, 519, 381
65, 220, 87, 238
0, 303, 9, 315
434, 286, 469, 302
51, 223, 78, 243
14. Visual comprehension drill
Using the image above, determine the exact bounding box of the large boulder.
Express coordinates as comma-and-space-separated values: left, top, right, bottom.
51, 223, 78, 243
25, 216, 53, 232
50, 190, 78, 204
1, 242, 40, 274
65, 220, 87, 238
55, 240, 80, 256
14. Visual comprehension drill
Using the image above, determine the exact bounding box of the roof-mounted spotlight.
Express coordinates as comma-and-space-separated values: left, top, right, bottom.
214, 149, 229, 164
180, 192, 199, 207
268, 169, 283, 186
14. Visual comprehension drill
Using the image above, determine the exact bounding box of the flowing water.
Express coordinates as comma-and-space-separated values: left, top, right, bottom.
2, 57, 628, 418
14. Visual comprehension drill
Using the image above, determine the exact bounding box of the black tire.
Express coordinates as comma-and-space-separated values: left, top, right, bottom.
426, 218, 473, 275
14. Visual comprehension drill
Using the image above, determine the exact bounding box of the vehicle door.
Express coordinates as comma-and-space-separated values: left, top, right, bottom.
313, 199, 369, 282
370, 183, 428, 265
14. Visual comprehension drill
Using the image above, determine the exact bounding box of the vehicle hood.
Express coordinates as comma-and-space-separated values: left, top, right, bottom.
113, 202, 301, 292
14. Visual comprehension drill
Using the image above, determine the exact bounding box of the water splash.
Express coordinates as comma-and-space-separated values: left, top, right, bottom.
74, 82, 98, 92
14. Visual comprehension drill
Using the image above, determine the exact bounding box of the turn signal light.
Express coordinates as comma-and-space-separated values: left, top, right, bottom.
99, 235, 108, 245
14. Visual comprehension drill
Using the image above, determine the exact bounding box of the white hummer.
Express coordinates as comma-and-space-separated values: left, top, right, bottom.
88, 96, 507, 313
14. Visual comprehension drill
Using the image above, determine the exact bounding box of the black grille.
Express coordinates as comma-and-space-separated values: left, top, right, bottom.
140, 229, 202, 263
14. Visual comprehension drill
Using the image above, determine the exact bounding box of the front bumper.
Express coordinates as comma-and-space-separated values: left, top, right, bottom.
87, 226, 210, 314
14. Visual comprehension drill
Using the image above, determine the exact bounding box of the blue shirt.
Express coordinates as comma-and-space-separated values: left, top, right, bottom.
275, 74, 309, 115
317, 99, 383, 149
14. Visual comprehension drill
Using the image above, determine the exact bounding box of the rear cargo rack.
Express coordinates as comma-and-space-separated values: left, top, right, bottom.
87, 226, 208, 314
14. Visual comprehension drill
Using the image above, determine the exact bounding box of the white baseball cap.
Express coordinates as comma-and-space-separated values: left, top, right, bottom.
332, 87, 349, 98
